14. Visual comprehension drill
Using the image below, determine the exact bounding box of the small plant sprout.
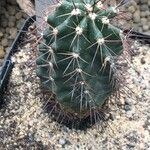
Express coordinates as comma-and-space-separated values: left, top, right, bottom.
36, 0, 137, 129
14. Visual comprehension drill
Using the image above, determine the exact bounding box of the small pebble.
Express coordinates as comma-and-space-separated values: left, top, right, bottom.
1, 38, 8, 47
8, 21, 15, 27
9, 28, 17, 39
143, 25, 149, 31
16, 19, 26, 29
141, 57, 146, 64
59, 138, 66, 146
7, 5, 16, 15
1, 19, 8, 28
8, 16, 16, 23
133, 10, 141, 23
128, 6, 136, 13
124, 105, 132, 111
15, 12, 23, 20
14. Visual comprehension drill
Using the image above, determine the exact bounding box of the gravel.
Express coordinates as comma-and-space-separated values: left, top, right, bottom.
0, 0, 27, 66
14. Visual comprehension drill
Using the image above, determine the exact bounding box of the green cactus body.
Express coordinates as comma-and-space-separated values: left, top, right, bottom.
36, 0, 123, 118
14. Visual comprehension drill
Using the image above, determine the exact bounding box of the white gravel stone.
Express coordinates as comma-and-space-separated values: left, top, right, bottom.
59, 138, 66, 145
0, 0, 27, 67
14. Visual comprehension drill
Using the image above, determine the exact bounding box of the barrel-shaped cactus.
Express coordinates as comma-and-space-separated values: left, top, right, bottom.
36, 0, 124, 120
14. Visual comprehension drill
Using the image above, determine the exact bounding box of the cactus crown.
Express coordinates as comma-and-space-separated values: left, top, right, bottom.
36, 0, 124, 118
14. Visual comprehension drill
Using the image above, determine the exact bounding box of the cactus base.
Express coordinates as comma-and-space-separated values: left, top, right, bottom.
42, 89, 112, 129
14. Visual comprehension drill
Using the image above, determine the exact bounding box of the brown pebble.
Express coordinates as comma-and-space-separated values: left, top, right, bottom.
141, 57, 146, 64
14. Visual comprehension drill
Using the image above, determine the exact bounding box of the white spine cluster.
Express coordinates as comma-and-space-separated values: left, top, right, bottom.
79, 81, 85, 85
101, 17, 110, 24
76, 68, 82, 73
97, 38, 105, 45
53, 28, 58, 35
89, 13, 97, 20
72, 52, 79, 58
96, 1, 103, 9
71, 8, 81, 16
76, 26, 83, 35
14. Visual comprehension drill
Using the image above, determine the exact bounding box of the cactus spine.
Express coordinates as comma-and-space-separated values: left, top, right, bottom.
36, 0, 125, 121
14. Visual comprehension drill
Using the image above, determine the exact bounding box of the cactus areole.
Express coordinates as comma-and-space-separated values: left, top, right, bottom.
36, 0, 123, 118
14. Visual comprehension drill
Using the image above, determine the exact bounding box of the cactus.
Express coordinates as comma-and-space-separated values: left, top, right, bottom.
36, 0, 127, 124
